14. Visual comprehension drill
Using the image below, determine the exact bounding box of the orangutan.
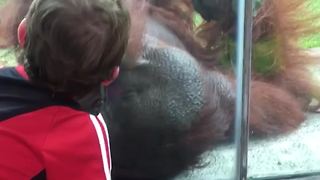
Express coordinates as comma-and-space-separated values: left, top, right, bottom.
0, 0, 319, 179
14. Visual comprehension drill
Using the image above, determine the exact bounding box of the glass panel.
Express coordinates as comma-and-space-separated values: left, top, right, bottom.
3, 0, 319, 178
247, 0, 320, 179
108, 1, 241, 179
0, 0, 245, 179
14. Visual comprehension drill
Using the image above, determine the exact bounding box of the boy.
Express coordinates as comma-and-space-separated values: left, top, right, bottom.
0, 0, 130, 179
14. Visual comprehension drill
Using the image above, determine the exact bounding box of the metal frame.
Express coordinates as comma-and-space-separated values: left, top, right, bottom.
234, 0, 253, 179
250, 172, 320, 180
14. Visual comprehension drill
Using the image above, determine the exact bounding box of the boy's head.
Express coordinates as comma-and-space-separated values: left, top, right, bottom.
18, 0, 130, 97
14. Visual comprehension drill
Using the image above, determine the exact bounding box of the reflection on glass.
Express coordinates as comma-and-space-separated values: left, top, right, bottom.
247, 0, 320, 179
1, 0, 319, 179
108, 1, 239, 179
0, 0, 239, 179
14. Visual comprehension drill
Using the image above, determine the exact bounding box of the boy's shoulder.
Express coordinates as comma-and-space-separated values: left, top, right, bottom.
0, 66, 82, 121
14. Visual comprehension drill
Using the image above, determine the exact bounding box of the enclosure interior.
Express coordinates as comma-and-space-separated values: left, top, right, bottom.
0, 0, 320, 179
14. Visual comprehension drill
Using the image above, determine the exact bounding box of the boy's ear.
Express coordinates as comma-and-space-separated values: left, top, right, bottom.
17, 18, 27, 48
102, 66, 120, 86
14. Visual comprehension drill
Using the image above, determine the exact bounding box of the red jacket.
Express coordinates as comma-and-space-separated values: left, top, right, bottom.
0, 66, 112, 180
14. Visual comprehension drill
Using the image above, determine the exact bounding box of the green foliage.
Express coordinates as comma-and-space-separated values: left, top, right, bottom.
193, 12, 204, 28
252, 39, 281, 76
219, 38, 280, 76
0, 49, 17, 67
300, 0, 320, 48
300, 34, 320, 49
0, 0, 6, 6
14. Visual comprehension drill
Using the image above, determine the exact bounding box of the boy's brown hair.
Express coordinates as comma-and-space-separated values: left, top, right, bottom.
21, 0, 130, 97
